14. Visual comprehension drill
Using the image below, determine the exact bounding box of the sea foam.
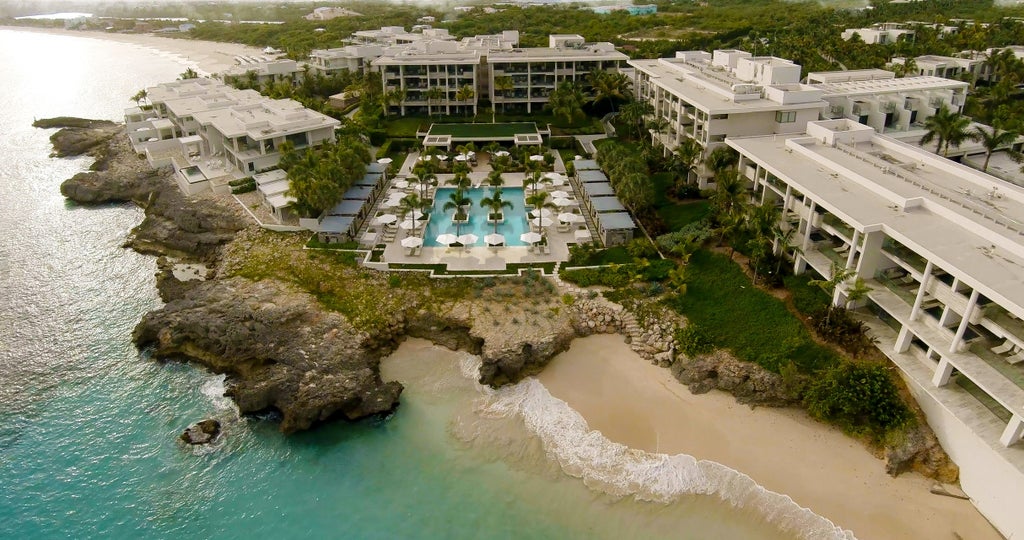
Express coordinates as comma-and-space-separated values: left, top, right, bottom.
457, 355, 856, 540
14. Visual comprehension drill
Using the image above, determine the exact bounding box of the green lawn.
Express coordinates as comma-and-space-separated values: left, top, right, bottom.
651, 171, 711, 231
427, 122, 539, 138
669, 250, 840, 374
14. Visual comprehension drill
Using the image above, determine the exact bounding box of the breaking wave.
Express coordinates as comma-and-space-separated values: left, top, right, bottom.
456, 355, 856, 540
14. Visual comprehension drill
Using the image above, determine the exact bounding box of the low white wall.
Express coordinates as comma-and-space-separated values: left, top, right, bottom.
901, 372, 1024, 538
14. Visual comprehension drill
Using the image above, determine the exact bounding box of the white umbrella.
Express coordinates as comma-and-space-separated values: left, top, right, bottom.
399, 219, 420, 230
520, 232, 543, 244
379, 198, 399, 209
393, 179, 409, 189
529, 154, 545, 162
484, 233, 505, 246
417, 155, 433, 161
437, 154, 449, 161
374, 213, 397, 225
530, 208, 554, 219
494, 150, 510, 157
531, 217, 553, 228
543, 172, 565, 181
550, 190, 570, 199
454, 154, 468, 161
436, 233, 459, 246
403, 210, 424, 220
458, 233, 479, 246
401, 236, 423, 248
552, 198, 573, 208
559, 212, 584, 223
377, 157, 393, 165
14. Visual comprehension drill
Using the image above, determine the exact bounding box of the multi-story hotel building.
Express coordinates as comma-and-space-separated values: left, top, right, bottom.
125, 78, 339, 194
630, 50, 826, 185
727, 119, 1024, 537
308, 45, 385, 75
374, 31, 628, 117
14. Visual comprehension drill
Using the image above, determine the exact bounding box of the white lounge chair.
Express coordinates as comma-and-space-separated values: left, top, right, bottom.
835, 244, 850, 254
1007, 350, 1024, 365
991, 340, 1015, 355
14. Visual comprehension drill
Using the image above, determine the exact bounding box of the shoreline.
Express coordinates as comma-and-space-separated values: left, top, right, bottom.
536, 334, 1001, 540
0, 26, 264, 75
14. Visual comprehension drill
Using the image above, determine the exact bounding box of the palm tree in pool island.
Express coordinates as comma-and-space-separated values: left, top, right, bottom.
480, 189, 512, 235
443, 189, 471, 237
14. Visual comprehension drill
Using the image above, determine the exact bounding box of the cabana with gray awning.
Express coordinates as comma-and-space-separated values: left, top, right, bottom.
595, 211, 636, 247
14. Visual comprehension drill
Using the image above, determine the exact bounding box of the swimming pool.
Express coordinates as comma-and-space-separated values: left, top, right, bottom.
424, 187, 528, 247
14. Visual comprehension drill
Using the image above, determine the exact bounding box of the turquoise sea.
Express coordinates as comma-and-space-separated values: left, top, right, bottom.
0, 30, 847, 540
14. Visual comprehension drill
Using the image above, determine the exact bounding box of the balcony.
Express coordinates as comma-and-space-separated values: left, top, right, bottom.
821, 213, 855, 242
882, 239, 928, 275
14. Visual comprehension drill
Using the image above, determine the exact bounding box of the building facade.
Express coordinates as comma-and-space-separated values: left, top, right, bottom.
727, 119, 1024, 538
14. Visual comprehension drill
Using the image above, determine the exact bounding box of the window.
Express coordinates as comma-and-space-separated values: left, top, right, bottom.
775, 111, 797, 123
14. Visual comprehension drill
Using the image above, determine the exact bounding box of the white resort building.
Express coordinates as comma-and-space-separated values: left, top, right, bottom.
631, 49, 970, 185
373, 31, 628, 116
125, 78, 339, 194
727, 119, 1024, 538
841, 23, 916, 44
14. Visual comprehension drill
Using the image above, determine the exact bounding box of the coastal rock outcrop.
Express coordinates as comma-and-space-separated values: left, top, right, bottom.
45, 119, 247, 261
670, 350, 802, 407
180, 419, 221, 445
133, 277, 403, 433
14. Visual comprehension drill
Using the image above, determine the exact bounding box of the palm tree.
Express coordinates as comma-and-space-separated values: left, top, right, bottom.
921, 106, 974, 157
546, 80, 585, 124
425, 86, 445, 118
705, 146, 738, 177
455, 84, 475, 117
443, 189, 471, 236
525, 191, 557, 213
486, 169, 504, 187
380, 87, 406, 118
480, 189, 512, 234
179, 67, 199, 80
588, 71, 632, 112
972, 124, 1019, 172
669, 139, 703, 189
398, 193, 426, 227
130, 89, 148, 108
493, 75, 514, 114
618, 100, 654, 139
446, 173, 471, 191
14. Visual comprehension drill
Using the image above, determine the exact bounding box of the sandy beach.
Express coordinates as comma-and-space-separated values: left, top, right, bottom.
0, 26, 265, 75
537, 334, 1001, 540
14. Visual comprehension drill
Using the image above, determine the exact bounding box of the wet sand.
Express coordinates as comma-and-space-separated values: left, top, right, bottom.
537, 334, 1001, 540
0, 26, 264, 75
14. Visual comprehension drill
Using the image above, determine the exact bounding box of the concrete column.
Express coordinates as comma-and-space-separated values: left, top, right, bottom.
855, 230, 886, 280
783, 185, 792, 214
801, 201, 817, 254
895, 325, 914, 353
1000, 415, 1024, 447
845, 229, 861, 270
932, 357, 954, 387
909, 260, 934, 321
949, 289, 980, 353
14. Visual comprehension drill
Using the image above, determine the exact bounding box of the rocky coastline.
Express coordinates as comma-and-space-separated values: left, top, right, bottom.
45, 117, 954, 481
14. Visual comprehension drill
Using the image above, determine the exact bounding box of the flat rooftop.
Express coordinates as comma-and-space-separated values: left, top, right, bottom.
813, 75, 968, 96
728, 125, 1024, 315
630, 58, 825, 114
425, 122, 539, 140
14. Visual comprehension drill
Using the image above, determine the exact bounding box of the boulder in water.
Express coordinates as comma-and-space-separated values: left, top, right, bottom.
180, 419, 221, 445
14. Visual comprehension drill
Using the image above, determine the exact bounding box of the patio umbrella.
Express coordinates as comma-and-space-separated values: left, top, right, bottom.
520, 232, 543, 244
399, 219, 419, 230
404, 210, 424, 221
551, 198, 573, 207
401, 236, 423, 248
543, 172, 565, 181
437, 154, 449, 161
454, 154, 468, 161
484, 233, 505, 246
530, 208, 554, 219
494, 150, 510, 157
379, 198, 399, 209
550, 190, 570, 199
417, 155, 433, 161
377, 157, 393, 165
529, 154, 545, 162
559, 212, 584, 223
436, 233, 459, 246
530, 217, 553, 228
374, 213, 397, 225
393, 179, 409, 189
458, 233, 479, 246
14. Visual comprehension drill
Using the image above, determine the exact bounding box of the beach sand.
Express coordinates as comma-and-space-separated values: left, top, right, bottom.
537, 334, 1002, 540
0, 26, 265, 75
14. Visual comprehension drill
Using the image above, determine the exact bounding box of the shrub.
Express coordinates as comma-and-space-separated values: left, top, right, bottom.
804, 362, 911, 439
231, 180, 257, 194
560, 266, 633, 288
626, 237, 658, 259
675, 324, 714, 357
375, 140, 392, 159
639, 259, 675, 282
811, 306, 878, 358
656, 220, 712, 256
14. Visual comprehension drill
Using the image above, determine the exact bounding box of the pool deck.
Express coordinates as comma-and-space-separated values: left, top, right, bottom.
375, 150, 592, 270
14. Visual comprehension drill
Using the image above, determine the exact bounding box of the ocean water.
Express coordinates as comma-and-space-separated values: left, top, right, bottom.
0, 29, 842, 540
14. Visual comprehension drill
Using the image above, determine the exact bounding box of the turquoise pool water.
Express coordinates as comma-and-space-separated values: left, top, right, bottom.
425, 187, 528, 247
